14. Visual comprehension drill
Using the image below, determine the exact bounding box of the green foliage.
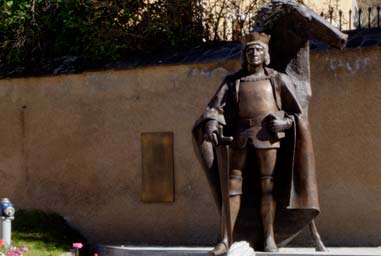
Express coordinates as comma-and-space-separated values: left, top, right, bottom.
0, 0, 335, 71
0, 0, 204, 68
0, 0, 31, 65
12, 209, 88, 256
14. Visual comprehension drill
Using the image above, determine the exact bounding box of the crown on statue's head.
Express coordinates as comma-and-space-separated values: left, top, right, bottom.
241, 32, 271, 46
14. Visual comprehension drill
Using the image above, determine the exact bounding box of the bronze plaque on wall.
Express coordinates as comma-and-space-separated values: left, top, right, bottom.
141, 132, 174, 203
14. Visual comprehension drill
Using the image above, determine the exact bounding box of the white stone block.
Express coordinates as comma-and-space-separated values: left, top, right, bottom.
227, 241, 255, 256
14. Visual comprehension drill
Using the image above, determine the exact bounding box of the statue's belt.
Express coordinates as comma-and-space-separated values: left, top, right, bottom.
239, 117, 265, 127
239, 111, 285, 127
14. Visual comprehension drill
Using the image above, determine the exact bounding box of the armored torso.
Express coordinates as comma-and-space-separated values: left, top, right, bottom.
234, 77, 281, 149
238, 79, 278, 118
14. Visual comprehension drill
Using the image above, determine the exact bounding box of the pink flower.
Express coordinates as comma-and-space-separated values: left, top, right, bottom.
72, 243, 83, 249
21, 247, 29, 252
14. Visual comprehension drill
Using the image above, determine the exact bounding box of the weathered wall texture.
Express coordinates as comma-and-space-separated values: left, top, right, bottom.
0, 47, 380, 246
309, 48, 381, 246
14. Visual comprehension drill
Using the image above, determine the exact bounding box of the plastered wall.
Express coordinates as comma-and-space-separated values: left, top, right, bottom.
309, 47, 381, 246
0, 47, 380, 246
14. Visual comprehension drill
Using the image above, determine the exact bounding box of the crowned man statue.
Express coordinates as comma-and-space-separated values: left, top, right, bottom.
192, 1, 347, 255
194, 31, 308, 254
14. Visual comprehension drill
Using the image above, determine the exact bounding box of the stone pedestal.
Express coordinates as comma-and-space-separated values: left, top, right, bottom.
97, 246, 381, 256
97, 246, 209, 256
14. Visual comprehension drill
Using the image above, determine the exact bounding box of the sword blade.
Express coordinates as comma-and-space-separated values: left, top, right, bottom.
215, 144, 232, 247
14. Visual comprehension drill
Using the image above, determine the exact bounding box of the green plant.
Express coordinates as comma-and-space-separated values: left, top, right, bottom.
0, 0, 205, 70
11, 209, 88, 256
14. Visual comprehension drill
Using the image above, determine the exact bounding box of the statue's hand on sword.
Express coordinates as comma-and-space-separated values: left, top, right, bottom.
204, 120, 220, 145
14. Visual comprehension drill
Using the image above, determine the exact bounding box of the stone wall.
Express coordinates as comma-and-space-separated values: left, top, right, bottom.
0, 47, 380, 246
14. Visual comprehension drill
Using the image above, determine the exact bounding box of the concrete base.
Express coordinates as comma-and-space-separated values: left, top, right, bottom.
97, 246, 209, 256
97, 246, 381, 256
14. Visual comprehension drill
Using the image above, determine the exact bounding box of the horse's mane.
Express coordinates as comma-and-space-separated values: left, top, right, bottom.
254, 0, 299, 32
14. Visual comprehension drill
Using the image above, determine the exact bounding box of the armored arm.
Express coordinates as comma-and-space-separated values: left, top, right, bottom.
203, 83, 229, 144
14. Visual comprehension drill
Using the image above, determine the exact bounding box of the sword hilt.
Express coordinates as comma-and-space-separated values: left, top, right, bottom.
216, 125, 233, 145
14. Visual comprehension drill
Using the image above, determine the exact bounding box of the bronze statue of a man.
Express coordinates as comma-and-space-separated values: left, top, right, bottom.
220, 33, 295, 253
192, 1, 348, 255
194, 32, 324, 255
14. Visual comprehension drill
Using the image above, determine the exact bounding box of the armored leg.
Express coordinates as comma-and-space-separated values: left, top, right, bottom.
255, 149, 278, 252
210, 148, 246, 256
228, 168, 243, 234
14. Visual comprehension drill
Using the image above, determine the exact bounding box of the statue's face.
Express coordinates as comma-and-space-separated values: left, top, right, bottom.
245, 43, 265, 67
